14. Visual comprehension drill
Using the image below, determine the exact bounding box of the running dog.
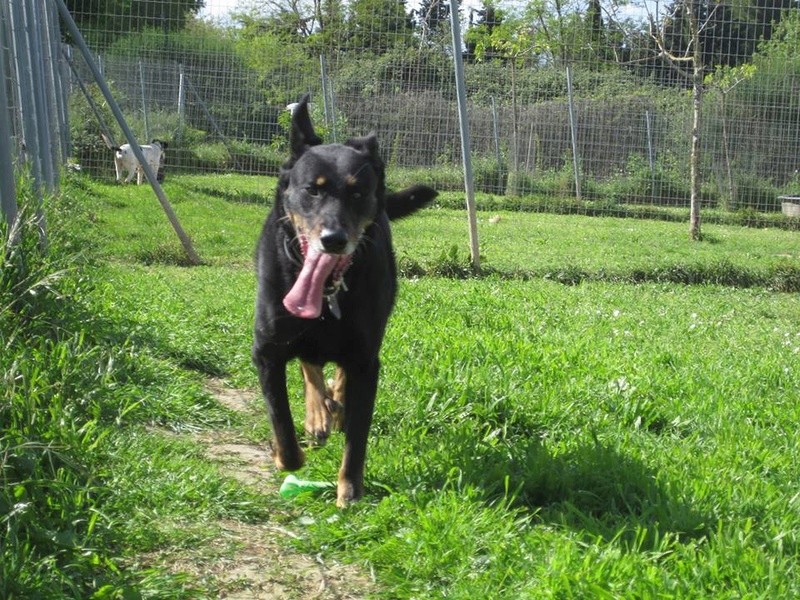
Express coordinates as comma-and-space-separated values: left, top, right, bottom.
113, 139, 167, 184
252, 95, 436, 507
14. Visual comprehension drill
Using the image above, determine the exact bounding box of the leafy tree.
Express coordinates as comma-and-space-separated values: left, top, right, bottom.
415, 0, 451, 37
525, 0, 586, 65
584, 0, 618, 63
706, 10, 800, 206
623, 0, 798, 86
645, 0, 721, 238
63, 0, 202, 47
234, 18, 318, 106
464, 1, 506, 63
346, 0, 414, 53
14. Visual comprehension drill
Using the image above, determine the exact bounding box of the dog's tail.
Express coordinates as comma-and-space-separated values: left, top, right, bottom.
101, 132, 117, 151
385, 184, 437, 221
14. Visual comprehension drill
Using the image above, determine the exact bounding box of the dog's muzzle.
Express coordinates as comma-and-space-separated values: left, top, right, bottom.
283, 234, 352, 319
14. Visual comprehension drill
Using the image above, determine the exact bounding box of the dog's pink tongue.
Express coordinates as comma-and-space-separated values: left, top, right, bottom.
283, 247, 339, 319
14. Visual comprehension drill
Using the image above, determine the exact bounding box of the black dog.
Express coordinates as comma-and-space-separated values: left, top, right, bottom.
252, 95, 436, 507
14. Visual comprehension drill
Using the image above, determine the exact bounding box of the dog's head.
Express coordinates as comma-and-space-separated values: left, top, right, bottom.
149, 140, 167, 160
150, 140, 167, 182
278, 95, 386, 319
282, 96, 384, 255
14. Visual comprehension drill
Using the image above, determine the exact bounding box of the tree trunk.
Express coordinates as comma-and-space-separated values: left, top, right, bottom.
688, 2, 703, 241
507, 61, 520, 195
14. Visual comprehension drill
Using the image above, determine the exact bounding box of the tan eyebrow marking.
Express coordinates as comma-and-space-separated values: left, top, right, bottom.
345, 175, 357, 186
315, 176, 327, 187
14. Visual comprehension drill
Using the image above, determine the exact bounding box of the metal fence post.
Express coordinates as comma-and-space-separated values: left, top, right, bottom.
139, 61, 150, 141
62, 48, 117, 148
566, 64, 582, 201
0, 0, 18, 231
9, 0, 48, 245
183, 73, 244, 172
27, 0, 57, 195
176, 63, 185, 146
9, 0, 41, 182
45, 0, 70, 162
449, 0, 480, 270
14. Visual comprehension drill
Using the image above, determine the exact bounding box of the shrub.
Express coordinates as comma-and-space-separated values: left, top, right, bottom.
68, 84, 119, 175
472, 154, 507, 194
731, 172, 781, 212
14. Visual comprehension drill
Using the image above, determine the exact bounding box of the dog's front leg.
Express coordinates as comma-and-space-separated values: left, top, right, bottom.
255, 354, 305, 471
336, 360, 379, 508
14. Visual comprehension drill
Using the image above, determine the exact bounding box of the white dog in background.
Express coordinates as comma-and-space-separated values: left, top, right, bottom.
113, 139, 167, 184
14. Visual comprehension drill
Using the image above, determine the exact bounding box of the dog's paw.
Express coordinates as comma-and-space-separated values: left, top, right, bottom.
336, 471, 364, 508
271, 442, 305, 471
325, 378, 345, 432
304, 411, 331, 446
305, 388, 344, 445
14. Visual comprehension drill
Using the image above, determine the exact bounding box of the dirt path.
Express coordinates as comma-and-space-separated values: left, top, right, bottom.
148, 379, 376, 599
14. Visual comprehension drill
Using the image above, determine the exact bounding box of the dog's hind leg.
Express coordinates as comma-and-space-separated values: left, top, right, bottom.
254, 353, 305, 471
336, 360, 379, 508
301, 361, 337, 446
328, 366, 346, 432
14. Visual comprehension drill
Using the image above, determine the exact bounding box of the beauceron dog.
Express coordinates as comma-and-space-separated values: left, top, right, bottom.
252, 95, 436, 507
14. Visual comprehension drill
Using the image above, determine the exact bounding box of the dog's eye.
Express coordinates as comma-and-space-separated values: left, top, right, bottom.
305, 186, 320, 197
352, 192, 362, 200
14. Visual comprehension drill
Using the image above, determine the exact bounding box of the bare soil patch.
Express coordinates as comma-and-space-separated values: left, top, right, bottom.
146, 379, 376, 599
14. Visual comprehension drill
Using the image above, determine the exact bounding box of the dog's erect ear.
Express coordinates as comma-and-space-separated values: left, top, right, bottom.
346, 132, 380, 163
290, 94, 322, 159
385, 184, 437, 220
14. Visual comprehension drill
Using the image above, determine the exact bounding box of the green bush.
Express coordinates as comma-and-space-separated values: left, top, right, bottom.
178, 141, 286, 174
731, 172, 781, 212
68, 84, 119, 175
472, 154, 508, 194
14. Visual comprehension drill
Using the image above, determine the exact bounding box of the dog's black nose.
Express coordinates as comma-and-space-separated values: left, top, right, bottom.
320, 229, 348, 253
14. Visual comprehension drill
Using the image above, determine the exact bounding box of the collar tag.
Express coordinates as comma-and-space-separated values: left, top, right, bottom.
327, 292, 342, 319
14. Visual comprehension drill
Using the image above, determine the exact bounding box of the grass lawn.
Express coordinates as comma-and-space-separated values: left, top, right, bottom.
3, 172, 799, 598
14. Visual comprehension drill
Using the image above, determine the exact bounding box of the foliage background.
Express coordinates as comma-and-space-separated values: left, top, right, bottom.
61, 0, 800, 219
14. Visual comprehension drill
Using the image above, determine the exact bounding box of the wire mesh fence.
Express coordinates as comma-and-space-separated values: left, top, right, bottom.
3, 0, 800, 231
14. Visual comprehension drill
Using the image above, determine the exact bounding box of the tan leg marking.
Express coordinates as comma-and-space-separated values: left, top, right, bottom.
271, 443, 305, 471
337, 466, 364, 508
301, 362, 332, 445
327, 366, 346, 432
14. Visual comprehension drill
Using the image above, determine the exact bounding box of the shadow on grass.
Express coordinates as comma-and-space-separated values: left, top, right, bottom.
379, 424, 711, 550
457, 435, 710, 547
185, 183, 270, 206
398, 253, 800, 292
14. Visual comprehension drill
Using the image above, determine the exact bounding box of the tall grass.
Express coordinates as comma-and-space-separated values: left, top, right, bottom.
1, 195, 124, 596
0, 180, 262, 598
